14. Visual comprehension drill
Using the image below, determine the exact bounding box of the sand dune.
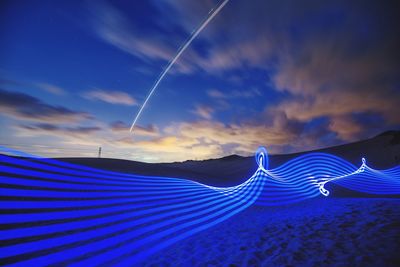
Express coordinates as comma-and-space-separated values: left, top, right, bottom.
57, 131, 400, 186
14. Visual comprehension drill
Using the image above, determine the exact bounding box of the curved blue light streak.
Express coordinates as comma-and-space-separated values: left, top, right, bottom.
0, 146, 398, 265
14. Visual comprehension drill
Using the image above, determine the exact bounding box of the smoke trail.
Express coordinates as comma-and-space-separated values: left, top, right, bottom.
130, 0, 230, 132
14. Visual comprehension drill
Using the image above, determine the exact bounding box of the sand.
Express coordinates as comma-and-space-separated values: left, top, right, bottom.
143, 197, 400, 267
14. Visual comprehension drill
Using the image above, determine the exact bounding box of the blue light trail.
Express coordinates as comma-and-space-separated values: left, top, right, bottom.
0, 146, 399, 265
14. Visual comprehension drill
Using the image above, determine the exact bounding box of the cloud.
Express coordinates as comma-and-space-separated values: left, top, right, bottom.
0, 88, 92, 123
19, 123, 101, 136
88, 1, 196, 74
14, 122, 105, 151
83, 89, 137, 106
161, 0, 400, 111
88, 0, 276, 75
160, 118, 304, 157
0, 79, 67, 95
36, 82, 66, 95
152, 0, 279, 74
129, 135, 224, 162
207, 88, 262, 99
0, 79, 25, 87
328, 116, 363, 141
207, 89, 225, 98
110, 120, 159, 137
267, 9, 400, 141
13, 115, 307, 162
89, 0, 400, 85
192, 105, 214, 119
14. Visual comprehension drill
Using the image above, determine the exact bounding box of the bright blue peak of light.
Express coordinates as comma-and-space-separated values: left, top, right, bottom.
255, 146, 269, 170
0, 146, 399, 265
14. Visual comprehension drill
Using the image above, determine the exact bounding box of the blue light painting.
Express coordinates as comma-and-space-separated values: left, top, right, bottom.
0, 146, 399, 266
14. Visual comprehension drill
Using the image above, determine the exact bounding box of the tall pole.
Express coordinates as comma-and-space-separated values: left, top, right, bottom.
98, 147, 102, 158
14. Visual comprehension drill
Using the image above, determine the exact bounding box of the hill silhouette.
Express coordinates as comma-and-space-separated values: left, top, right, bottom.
55, 131, 400, 186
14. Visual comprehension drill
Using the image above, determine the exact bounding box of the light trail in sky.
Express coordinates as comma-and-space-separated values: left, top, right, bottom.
130, 0, 230, 132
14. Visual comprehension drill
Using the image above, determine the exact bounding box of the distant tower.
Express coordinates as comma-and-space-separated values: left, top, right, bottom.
98, 147, 102, 158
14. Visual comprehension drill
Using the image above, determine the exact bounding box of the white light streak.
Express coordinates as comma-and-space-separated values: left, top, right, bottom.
130, 0, 230, 132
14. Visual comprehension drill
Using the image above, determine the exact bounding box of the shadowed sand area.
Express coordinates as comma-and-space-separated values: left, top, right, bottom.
143, 198, 400, 267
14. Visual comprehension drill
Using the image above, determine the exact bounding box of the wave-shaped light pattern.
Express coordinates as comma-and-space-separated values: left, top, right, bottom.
0, 146, 399, 265
255, 153, 400, 207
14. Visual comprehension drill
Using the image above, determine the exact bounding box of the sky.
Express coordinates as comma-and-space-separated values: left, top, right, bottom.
1, 0, 400, 162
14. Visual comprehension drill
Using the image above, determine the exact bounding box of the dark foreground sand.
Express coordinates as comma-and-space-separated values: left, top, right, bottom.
143, 198, 400, 267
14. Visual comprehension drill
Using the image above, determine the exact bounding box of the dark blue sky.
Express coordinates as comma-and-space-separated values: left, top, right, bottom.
1, 0, 399, 162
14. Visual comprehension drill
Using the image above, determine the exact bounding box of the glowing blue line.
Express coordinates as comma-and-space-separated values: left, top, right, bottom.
5, 170, 262, 265
0, 154, 195, 184
0, 182, 251, 257
95, 175, 265, 266
0, 146, 399, 266
317, 158, 367, 196
0, 189, 233, 240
